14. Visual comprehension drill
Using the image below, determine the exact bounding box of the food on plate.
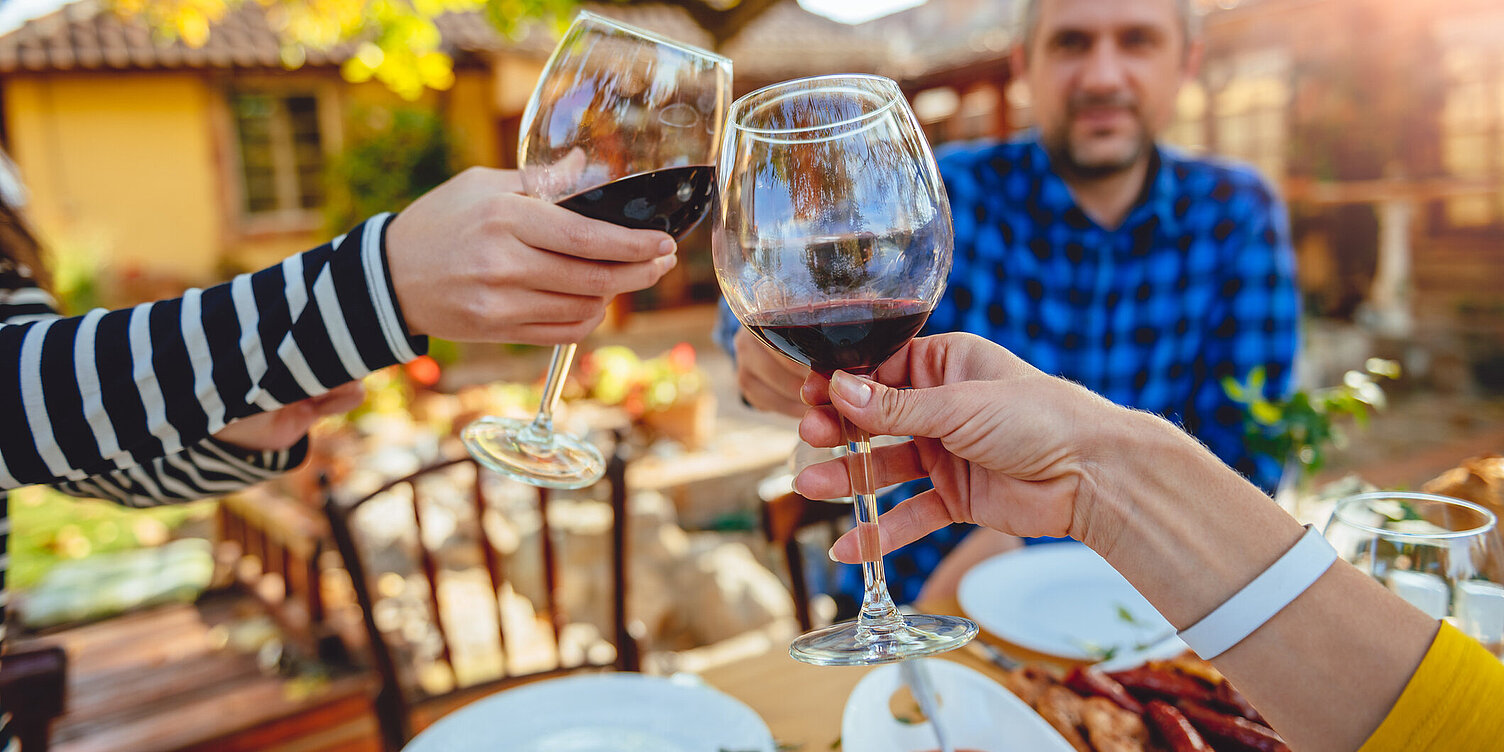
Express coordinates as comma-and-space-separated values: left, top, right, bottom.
1064, 666, 1143, 714
1105, 667, 1219, 709
1034, 684, 1094, 752
1143, 701, 1211, 752
997, 652, 1288, 752
1175, 701, 1289, 752
1021, 681, 1149, 752
1080, 696, 1154, 752
997, 664, 1054, 707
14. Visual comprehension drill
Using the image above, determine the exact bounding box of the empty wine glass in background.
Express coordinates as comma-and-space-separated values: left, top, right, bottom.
1324, 491, 1504, 657
713, 74, 977, 665
461, 11, 731, 489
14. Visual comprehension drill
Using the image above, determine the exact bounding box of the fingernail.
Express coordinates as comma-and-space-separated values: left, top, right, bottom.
827, 545, 840, 562
657, 238, 677, 256
654, 254, 678, 271
791, 476, 815, 499
831, 372, 871, 407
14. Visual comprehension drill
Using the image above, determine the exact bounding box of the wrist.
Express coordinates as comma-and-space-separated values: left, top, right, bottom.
1068, 402, 1166, 560
1073, 404, 1308, 629
368, 213, 427, 359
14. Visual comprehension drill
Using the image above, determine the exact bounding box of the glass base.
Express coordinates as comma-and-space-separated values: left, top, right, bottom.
790, 613, 978, 666
461, 416, 606, 490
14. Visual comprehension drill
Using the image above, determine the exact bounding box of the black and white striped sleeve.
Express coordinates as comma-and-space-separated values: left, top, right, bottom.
5, 271, 311, 505
50, 435, 308, 507
0, 213, 425, 491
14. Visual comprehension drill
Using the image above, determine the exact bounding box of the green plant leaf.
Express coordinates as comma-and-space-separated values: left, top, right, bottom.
1250, 399, 1283, 426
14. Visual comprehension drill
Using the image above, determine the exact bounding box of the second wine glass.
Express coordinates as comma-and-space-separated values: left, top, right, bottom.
461, 11, 732, 489
713, 74, 977, 665
1324, 491, 1504, 657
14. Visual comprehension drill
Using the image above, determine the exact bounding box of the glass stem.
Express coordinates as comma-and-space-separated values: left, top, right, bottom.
529, 343, 577, 438
841, 415, 904, 632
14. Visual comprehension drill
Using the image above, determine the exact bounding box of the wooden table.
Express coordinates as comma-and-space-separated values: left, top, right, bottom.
697, 597, 1074, 750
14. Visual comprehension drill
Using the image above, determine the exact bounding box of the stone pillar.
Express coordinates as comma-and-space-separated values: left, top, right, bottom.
1363, 196, 1415, 338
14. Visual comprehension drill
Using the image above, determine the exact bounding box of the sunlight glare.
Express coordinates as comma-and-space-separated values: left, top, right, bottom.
798, 0, 928, 25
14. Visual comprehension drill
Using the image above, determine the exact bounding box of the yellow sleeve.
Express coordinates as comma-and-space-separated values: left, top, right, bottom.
1357, 621, 1504, 752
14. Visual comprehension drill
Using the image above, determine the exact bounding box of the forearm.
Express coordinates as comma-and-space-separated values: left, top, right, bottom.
51, 435, 306, 507
1078, 408, 1435, 752
1, 215, 419, 489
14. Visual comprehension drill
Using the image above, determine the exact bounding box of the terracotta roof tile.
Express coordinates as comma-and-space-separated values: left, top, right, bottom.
0, 0, 1017, 81
0, 0, 718, 73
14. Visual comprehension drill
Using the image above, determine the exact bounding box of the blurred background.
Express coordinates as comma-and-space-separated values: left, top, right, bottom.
2, 0, 1502, 749
4, 0, 1502, 388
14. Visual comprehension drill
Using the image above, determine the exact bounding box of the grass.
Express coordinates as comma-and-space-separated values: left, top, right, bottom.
8, 485, 215, 591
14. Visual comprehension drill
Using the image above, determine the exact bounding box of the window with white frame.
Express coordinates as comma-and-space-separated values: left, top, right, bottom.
1208, 49, 1291, 184
1437, 13, 1504, 229
229, 91, 326, 224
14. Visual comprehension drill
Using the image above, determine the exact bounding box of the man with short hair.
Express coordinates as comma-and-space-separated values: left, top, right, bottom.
721, 0, 1298, 611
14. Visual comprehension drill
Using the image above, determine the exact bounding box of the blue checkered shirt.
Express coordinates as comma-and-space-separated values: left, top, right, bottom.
718, 134, 1300, 610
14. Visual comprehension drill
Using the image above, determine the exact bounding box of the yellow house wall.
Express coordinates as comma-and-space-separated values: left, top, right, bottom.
447, 69, 499, 168
3, 66, 514, 285
4, 73, 223, 282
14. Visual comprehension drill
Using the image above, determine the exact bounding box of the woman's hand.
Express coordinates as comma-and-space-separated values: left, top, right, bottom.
385, 167, 679, 345
212, 382, 365, 451
794, 333, 1126, 562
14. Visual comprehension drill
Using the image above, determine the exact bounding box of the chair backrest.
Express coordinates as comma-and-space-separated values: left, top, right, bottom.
0, 642, 67, 751
761, 491, 851, 632
324, 443, 636, 751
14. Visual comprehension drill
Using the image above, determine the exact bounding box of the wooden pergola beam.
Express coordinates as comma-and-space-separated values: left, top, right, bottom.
645, 0, 787, 48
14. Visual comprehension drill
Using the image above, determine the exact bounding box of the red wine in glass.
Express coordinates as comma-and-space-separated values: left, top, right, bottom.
714, 74, 973, 666
747, 299, 931, 377
460, 11, 730, 491
556, 165, 715, 237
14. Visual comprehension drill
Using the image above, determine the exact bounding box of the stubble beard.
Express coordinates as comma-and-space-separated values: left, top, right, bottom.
1042, 94, 1154, 181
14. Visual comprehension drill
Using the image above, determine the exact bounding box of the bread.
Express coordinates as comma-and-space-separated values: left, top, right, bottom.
1422, 455, 1504, 581
1422, 454, 1504, 516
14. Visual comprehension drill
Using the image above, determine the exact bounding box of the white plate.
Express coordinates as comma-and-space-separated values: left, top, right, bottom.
403, 673, 776, 752
841, 659, 1075, 752
956, 542, 1188, 670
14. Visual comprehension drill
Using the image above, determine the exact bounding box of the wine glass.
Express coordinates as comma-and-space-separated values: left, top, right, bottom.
461, 11, 732, 489
713, 74, 978, 665
1324, 491, 1504, 657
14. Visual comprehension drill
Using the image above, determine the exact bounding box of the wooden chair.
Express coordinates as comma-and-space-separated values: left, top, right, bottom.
0, 642, 67, 751
761, 491, 851, 632
323, 443, 637, 751
214, 487, 339, 662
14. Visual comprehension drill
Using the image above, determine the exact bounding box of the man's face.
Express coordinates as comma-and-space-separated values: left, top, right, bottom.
1018, 0, 1194, 178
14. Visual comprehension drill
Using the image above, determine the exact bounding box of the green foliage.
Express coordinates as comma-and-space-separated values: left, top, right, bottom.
323, 105, 460, 235
1223, 358, 1401, 480
8, 486, 213, 591
32, 229, 115, 314
109, 0, 582, 100
577, 342, 707, 417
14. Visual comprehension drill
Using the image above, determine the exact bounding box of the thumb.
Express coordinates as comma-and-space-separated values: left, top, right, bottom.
827, 371, 969, 443
309, 382, 366, 416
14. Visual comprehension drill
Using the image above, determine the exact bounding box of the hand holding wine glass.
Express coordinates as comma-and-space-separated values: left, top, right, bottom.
461, 12, 731, 489
386, 166, 679, 345
714, 74, 976, 665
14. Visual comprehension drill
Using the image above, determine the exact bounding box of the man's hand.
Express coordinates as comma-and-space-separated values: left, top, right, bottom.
212, 382, 366, 451
385, 167, 678, 345
733, 327, 809, 418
